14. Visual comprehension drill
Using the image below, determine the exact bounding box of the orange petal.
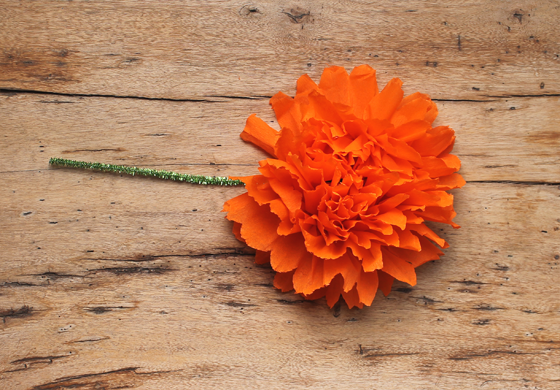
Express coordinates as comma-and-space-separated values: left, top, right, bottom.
378, 193, 410, 213
381, 153, 414, 176
348, 240, 383, 272
323, 253, 360, 292
301, 226, 348, 259
387, 236, 443, 268
412, 126, 455, 157
356, 270, 379, 306
421, 154, 461, 178
391, 92, 438, 128
270, 91, 301, 132
318, 66, 351, 107
436, 173, 466, 190
349, 65, 379, 119
402, 210, 424, 224
325, 274, 344, 308
274, 127, 299, 161
396, 228, 422, 251
409, 236, 444, 267
232, 222, 244, 243
270, 234, 311, 272
302, 185, 328, 214
441, 154, 461, 170
274, 270, 295, 292
224, 193, 280, 252
268, 199, 301, 235
268, 175, 302, 212
408, 223, 448, 248
255, 250, 271, 265
293, 256, 325, 295
268, 198, 289, 222
296, 73, 319, 96
376, 208, 407, 230
377, 133, 422, 164
341, 285, 364, 309
242, 175, 278, 206
380, 247, 417, 286
303, 286, 327, 301
240, 114, 279, 156
377, 270, 395, 296
301, 90, 343, 124
366, 78, 404, 121
390, 120, 430, 143
291, 255, 313, 295
417, 205, 458, 227
405, 189, 452, 208
344, 254, 362, 292
362, 243, 383, 272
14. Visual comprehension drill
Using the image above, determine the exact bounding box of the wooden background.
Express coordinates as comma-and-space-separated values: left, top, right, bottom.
1, 1, 559, 389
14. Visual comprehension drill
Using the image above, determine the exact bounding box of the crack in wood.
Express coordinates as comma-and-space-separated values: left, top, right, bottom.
0, 88, 219, 103
84, 251, 251, 263
491, 263, 510, 271
276, 299, 310, 305
61, 148, 126, 154
83, 306, 135, 314
215, 283, 234, 292
204, 94, 266, 100
88, 266, 175, 275
30, 367, 183, 390
7, 355, 71, 371
0, 281, 37, 288
282, 8, 313, 24
68, 336, 111, 344
0, 305, 35, 323
436, 307, 464, 312
39, 100, 75, 104
2, 88, 559, 104
11, 355, 69, 365
484, 164, 518, 169
469, 180, 560, 186
412, 295, 444, 305
472, 319, 492, 325
224, 301, 256, 308
449, 350, 543, 360
28, 271, 84, 279
363, 352, 420, 358
487, 93, 560, 99
451, 280, 488, 285
30, 367, 140, 390
473, 304, 505, 311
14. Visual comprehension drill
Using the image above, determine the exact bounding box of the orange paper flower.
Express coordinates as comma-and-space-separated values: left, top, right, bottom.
223, 65, 465, 309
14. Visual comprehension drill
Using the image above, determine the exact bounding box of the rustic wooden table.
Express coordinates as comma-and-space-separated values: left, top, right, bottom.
1, 1, 559, 389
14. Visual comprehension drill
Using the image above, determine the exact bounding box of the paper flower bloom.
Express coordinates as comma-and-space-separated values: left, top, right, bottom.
223, 65, 464, 309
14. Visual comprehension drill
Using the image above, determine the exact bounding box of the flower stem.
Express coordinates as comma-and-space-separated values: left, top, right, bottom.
49, 158, 244, 186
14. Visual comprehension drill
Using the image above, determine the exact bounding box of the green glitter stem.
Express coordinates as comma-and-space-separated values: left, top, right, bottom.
49, 158, 244, 186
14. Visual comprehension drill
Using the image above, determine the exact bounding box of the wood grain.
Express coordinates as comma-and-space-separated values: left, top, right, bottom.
1, 0, 559, 100
1, 179, 559, 389
1, 0, 560, 389
1, 92, 559, 183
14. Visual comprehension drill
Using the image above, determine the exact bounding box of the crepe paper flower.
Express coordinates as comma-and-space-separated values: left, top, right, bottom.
223, 65, 465, 309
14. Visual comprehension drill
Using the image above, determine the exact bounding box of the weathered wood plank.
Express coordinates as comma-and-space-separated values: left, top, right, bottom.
1, 92, 559, 183
0, 183, 559, 389
1, 0, 560, 388
1, 0, 559, 100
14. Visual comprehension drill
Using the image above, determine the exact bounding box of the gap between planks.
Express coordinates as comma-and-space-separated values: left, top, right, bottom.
2, 88, 560, 104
